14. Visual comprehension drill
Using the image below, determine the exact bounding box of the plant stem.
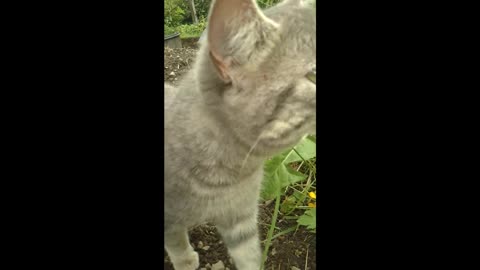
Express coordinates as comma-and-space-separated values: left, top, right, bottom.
261, 194, 281, 270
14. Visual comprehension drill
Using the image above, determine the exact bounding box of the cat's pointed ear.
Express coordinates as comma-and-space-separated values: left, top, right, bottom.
207, 0, 280, 82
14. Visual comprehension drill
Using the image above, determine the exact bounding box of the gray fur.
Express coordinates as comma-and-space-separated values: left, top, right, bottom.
164, 0, 315, 269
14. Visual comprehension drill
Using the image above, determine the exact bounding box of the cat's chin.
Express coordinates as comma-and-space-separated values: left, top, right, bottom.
256, 136, 311, 158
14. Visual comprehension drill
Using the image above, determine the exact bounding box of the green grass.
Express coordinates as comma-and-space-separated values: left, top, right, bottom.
164, 25, 176, 36
164, 19, 206, 39
178, 33, 202, 39
261, 194, 281, 270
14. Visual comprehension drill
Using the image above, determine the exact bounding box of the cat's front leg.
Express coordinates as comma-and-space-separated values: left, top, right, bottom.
165, 227, 199, 270
217, 213, 262, 270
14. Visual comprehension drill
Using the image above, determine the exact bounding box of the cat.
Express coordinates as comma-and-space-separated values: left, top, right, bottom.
164, 0, 316, 269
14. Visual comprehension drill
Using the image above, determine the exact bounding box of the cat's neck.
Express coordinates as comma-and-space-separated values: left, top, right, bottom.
189, 98, 265, 173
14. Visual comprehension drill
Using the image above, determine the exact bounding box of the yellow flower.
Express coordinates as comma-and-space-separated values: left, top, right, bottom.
308, 202, 316, 208
308, 191, 316, 199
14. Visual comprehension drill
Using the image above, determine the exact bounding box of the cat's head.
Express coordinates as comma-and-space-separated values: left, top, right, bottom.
196, 0, 316, 156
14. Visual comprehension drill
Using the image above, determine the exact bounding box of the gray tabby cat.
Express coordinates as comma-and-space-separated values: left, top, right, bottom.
164, 0, 316, 269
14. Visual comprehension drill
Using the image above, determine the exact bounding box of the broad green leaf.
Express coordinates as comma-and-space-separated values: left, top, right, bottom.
262, 156, 307, 200
261, 137, 316, 200
261, 170, 282, 200
297, 208, 316, 231
278, 162, 306, 187
283, 136, 316, 164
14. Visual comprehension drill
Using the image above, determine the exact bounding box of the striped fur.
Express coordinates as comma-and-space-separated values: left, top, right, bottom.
164, 0, 316, 269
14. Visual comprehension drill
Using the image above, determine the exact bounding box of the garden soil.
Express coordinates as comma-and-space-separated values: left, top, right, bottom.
164, 41, 316, 270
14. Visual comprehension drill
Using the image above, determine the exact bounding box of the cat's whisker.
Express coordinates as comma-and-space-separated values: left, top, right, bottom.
240, 130, 265, 172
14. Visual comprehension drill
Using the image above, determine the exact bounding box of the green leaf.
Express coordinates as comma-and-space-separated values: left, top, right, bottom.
297, 208, 316, 231
278, 162, 306, 187
283, 136, 316, 164
292, 190, 308, 203
261, 136, 316, 200
261, 170, 281, 200
262, 158, 307, 201
280, 196, 297, 213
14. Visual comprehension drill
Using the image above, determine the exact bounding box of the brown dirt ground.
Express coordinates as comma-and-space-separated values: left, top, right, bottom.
164, 39, 316, 270
164, 46, 198, 86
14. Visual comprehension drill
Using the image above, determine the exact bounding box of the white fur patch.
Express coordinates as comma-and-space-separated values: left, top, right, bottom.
227, 236, 261, 270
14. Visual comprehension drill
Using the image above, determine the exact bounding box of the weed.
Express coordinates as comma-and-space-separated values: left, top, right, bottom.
261, 135, 316, 269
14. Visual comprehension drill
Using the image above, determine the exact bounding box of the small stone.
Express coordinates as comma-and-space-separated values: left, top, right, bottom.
271, 248, 277, 255
202, 245, 210, 250
198, 241, 203, 248
211, 260, 225, 270
205, 263, 211, 269
291, 267, 301, 270
169, 71, 175, 76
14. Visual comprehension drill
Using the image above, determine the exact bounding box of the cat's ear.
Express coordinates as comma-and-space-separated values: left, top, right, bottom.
207, 0, 280, 82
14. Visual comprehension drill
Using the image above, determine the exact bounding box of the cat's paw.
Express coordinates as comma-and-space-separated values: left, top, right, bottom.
171, 251, 199, 270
